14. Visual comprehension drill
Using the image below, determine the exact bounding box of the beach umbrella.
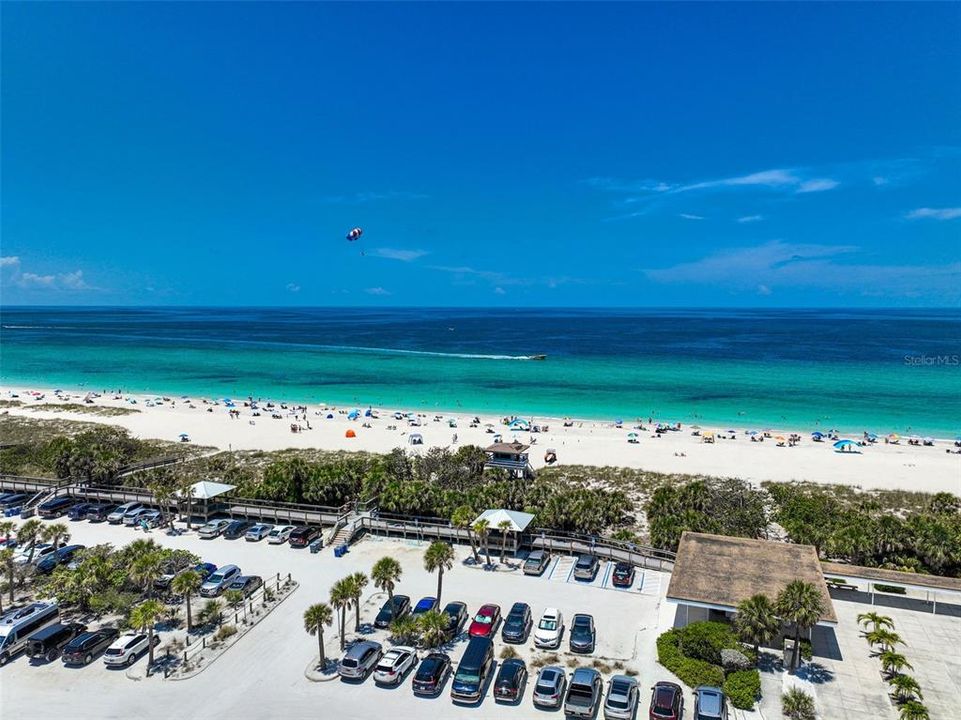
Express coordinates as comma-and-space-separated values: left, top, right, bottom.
923, 437, 934, 444
747, 430, 759, 436
364, 407, 373, 417
866, 432, 878, 440
178, 433, 189, 438
833, 439, 859, 449
347, 410, 360, 420
345, 429, 356, 438
811, 431, 824, 438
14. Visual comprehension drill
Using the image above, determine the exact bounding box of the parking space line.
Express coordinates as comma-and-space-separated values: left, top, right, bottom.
564, 559, 576, 583
601, 561, 613, 588
545, 557, 560, 580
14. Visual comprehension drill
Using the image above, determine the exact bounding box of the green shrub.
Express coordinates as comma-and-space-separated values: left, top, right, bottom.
678, 621, 740, 665
724, 669, 761, 710
656, 630, 726, 688
874, 584, 907, 595
782, 687, 817, 720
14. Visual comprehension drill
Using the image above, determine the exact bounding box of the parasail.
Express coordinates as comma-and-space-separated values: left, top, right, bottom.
346, 227, 363, 241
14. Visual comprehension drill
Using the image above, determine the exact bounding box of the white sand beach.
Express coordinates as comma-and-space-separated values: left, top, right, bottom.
3, 385, 959, 494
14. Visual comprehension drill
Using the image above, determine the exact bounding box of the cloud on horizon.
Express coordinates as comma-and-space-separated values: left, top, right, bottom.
364, 286, 391, 296
1, 256, 96, 292
737, 215, 764, 223
644, 241, 961, 302
906, 207, 961, 220
370, 247, 429, 262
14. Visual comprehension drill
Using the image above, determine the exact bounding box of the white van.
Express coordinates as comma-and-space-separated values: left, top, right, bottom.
0, 601, 60, 665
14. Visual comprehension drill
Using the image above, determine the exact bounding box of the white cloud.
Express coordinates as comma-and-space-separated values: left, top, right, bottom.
872, 176, 889, 186
371, 248, 429, 262
364, 287, 391, 296
682, 168, 800, 192
906, 207, 961, 221
679, 213, 704, 220
796, 178, 840, 193
1, 257, 95, 291
322, 190, 428, 204
286, 282, 301, 293
737, 215, 764, 223
644, 240, 961, 301
493, 287, 506, 295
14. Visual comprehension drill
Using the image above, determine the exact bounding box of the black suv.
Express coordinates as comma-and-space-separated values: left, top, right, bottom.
37, 496, 76, 519
223, 520, 255, 540
288, 526, 321, 547
374, 594, 411, 628
25, 622, 88, 662
85, 503, 116, 522
501, 602, 533, 643
442, 601, 468, 639
62, 627, 121, 666
67, 503, 94, 521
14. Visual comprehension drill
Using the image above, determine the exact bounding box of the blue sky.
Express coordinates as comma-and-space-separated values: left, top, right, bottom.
2, 2, 959, 307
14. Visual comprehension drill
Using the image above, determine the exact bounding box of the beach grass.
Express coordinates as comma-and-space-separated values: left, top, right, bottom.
24, 402, 141, 417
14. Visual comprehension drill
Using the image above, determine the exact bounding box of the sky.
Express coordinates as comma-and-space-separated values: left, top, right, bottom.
2, 2, 960, 307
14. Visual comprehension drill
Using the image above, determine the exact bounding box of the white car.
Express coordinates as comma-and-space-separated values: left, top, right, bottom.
13, 544, 57, 566
107, 502, 143, 525
372, 645, 417, 685
245, 523, 273, 542
534, 608, 564, 649
103, 632, 159, 666
123, 508, 157, 527
267, 525, 295, 544
197, 519, 231, 539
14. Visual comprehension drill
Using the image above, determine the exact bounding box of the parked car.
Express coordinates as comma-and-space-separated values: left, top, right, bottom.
468, 603, 501, 638
573, 554, 600, 581
123, 508, 156, 527
103, 632, 159, 667
532, 665, 568, 709
35, 544, 85, 575
226, 575, 263, 597
374, 595, 410, 629
493, 658, 527, 703
138, 510, 164, 528
25, 622, 87, 662
501, 601, 532, 643
523, 549, 551, 576
569, 613, 596, 653
611, 561, 636, 588
534, 607, 564, 648
156, 561, 216, 592
565, 667, 603, 718
694, 685, 728, 720
61, 627, 121, 666
36, 496, 76, 519
441, 600, 468, 638
267, 525, 295, 544
411, 596, 438, 618
604, 675, 640, 720
244, 523, 273, 541
107, 502, 143, 525
85, 503, 116, 522
288, 525, 321, 547
450, 636, 494, 702
197, 519, 231, 539
13, 543, 59, 566
412, 652, 451, 696
373, 645, 417, 685
223, 519, 255, 539
0, 492, 28, 509
199, 564, 242, 597
66, 502, 95, 521
0, 602, 61, 665
338, 640, 383, 680
649, 681, 684, 720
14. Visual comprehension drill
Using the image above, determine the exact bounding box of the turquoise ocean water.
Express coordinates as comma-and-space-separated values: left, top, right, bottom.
1, 307, 959, 437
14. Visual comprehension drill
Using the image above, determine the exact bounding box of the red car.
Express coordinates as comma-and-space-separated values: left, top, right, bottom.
611, 561, 636, 588
468, 603, 501, 638
649, 681, 684, 720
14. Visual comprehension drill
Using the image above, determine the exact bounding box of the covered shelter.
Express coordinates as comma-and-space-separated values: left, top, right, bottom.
666, 532, 837, 627
175, 480, 236, 523
473, 508, 536, 558
822, 562, 961, 614
484, 441, 533, 478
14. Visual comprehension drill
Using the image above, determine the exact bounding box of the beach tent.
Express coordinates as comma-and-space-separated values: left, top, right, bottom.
627, 432, 639, 444
345, 429, 356, 438
833, 439, 860, 453
509, 419, 530, 431
348, 409, 360, 420
702, 431, 715, 443
448, 418, 457, 427
408, 433, 423, 445
326, 413, 334, 419
811, 431, 824, 440
747, 430, 759, 436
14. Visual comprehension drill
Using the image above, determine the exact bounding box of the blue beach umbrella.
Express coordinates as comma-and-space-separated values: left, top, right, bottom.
178, 433, 189, 438
348, 409, 360, 420
747, 430, 759, 436
811, 431, 824, 439
833, 439, 860, 451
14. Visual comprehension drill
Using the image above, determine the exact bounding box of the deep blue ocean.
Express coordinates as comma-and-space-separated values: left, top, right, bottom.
1, 307, 959, 436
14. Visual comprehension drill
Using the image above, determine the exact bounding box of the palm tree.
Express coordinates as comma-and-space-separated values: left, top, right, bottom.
864, 628, 904, 652
497, 519, 513, 564
329, 577, 352, 650
0, 521, 14, 545
17, 519, 43, 563
735, 593, 779, 658
857, 611, 894, 633
423, 542, 455, 606
129, 599, 164, 668
349, 572, 368, 631
776, 580, 825, 671
171, 569, 202, 631
371, 557, 402, 601
417, 609, 448, 649
879, 650, 913, 678
472, 518, 491, 566
889, 674, 923, 704
304, 603, 333, 668
782, 687, 817, 720
0, 548, 13, 613
130, 551, 165, 598
224, 589, 245, 622
451, 505, 480, 563
40, 522, 71, 549
390, 615, 419, 645
898, 700, 930, 720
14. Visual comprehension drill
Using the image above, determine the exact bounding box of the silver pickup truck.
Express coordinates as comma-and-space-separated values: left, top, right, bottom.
564, 667, 602, 718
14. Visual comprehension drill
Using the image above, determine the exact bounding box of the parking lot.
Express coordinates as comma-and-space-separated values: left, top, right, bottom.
1, 518, 675, 720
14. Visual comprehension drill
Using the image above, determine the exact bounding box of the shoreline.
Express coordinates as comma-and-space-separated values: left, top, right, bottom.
3, 382, 960, 495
